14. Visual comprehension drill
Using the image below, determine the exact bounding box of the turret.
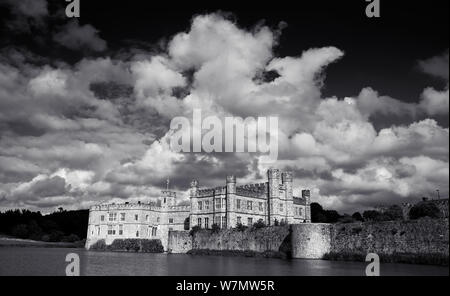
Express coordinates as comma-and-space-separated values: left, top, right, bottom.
302, 189, 311, 222
190, 179, 199, 198
268, 168, 280, 199
226, 175, 236, 194
161, 190, 176, 207
302, 189, 310, 205
281, 171, 293, 200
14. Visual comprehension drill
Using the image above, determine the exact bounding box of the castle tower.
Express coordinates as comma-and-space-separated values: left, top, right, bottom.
267, 168, 281, 225
281, 172, 293, 200
226, 175, 236, 194
282, 171, 294, 222
160, 190, 176, 207
225, 175, 236, 229
190, 179, 199, 198
189, 179, 199, 229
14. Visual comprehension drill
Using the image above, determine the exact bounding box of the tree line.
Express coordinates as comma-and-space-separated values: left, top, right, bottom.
311, 200, 443, 223
0, 208, 89, 243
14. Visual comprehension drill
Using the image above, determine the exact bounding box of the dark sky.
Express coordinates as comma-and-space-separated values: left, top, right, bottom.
79, 0, 449, 102
2, 0, 448, 103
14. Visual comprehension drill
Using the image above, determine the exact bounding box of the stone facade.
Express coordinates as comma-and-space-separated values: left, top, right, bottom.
85, 190, 190, 250
86, 169, 311, 251
189, 168, 311, 229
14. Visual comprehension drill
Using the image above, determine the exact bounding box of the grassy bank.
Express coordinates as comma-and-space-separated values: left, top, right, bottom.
323, 251, 449, 266
0, 237, 84, 248
186, 249, 288, 259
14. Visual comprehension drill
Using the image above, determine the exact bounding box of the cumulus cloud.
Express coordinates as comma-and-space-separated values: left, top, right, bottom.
53, 20, 107, 52
1, 0, 48, 32
418, 51, 449, 115
0, 12, 448, 213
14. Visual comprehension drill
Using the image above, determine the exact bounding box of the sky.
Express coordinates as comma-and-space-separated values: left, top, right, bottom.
0, 0, 448, 214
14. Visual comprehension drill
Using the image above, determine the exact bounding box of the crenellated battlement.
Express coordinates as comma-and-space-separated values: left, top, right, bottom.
90, 202, 190, 213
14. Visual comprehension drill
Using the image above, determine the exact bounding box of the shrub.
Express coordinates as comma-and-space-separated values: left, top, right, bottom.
352, 212, 364, 222
338, 214, 355, 224
189, 225, 201, 236
385, 205, 404, 221
252, 219, 266, 229
108, 239, 164, 252
235, 223, 247, 232
140, 239, 164, 253
409, 201, 441, 220
89, 239, 107, 250
211, 223, 221, 233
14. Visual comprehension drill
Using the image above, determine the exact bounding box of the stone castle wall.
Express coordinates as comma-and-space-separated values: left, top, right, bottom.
167, 219, 449, 260
291, 224, 331, 259
329, 218, 449, 256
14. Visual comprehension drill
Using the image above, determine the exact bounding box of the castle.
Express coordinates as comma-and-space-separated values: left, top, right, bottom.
85, 169, 311, 250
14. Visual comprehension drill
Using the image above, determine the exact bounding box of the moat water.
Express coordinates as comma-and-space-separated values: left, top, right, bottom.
0, 247, 448, 276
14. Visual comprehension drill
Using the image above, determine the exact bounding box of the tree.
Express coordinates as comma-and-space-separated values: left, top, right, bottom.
324, 210, 341, 223
338, 214, 355, 223
311, 203, 327, 223
11, 224, 29, 239
409, 201, 440, 220
253, 219, 266, 229
352, 212, 364, 222
183, 217, 190, 230
385, 205, 403, 221
363, 210, 382, 222
211, 223, 221, 233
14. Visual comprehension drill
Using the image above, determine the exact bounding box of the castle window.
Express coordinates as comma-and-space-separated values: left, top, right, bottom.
299, 208, 303, 217
136, 231, 139, 237
222, 198, 226, 209
247, 201, 252, 211
205, 200, 210, 210
198, 201, 203, 211
169, 218, 174, 224
120, 213, 125, 221
107, 225, 115, 235
221, 216, 227, 228
109, 213, 117, 222
204, 217, 209, 229
100, 215, 104, 222
119, 225, 123, 235
259, 202, 263, 212
237, 216, 241, 224
197, 218, 202, 228
247, 217, 253, 226
215, 199, 221, 210
157, 217, 160, 223
236, 199, 241, 210
146, 215, 149, 222
152, 227, 157, 236
280, 203, 284, 212
135, 214, 138, 221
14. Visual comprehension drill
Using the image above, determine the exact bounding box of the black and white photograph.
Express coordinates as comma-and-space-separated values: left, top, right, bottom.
0, 0, 448, 283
